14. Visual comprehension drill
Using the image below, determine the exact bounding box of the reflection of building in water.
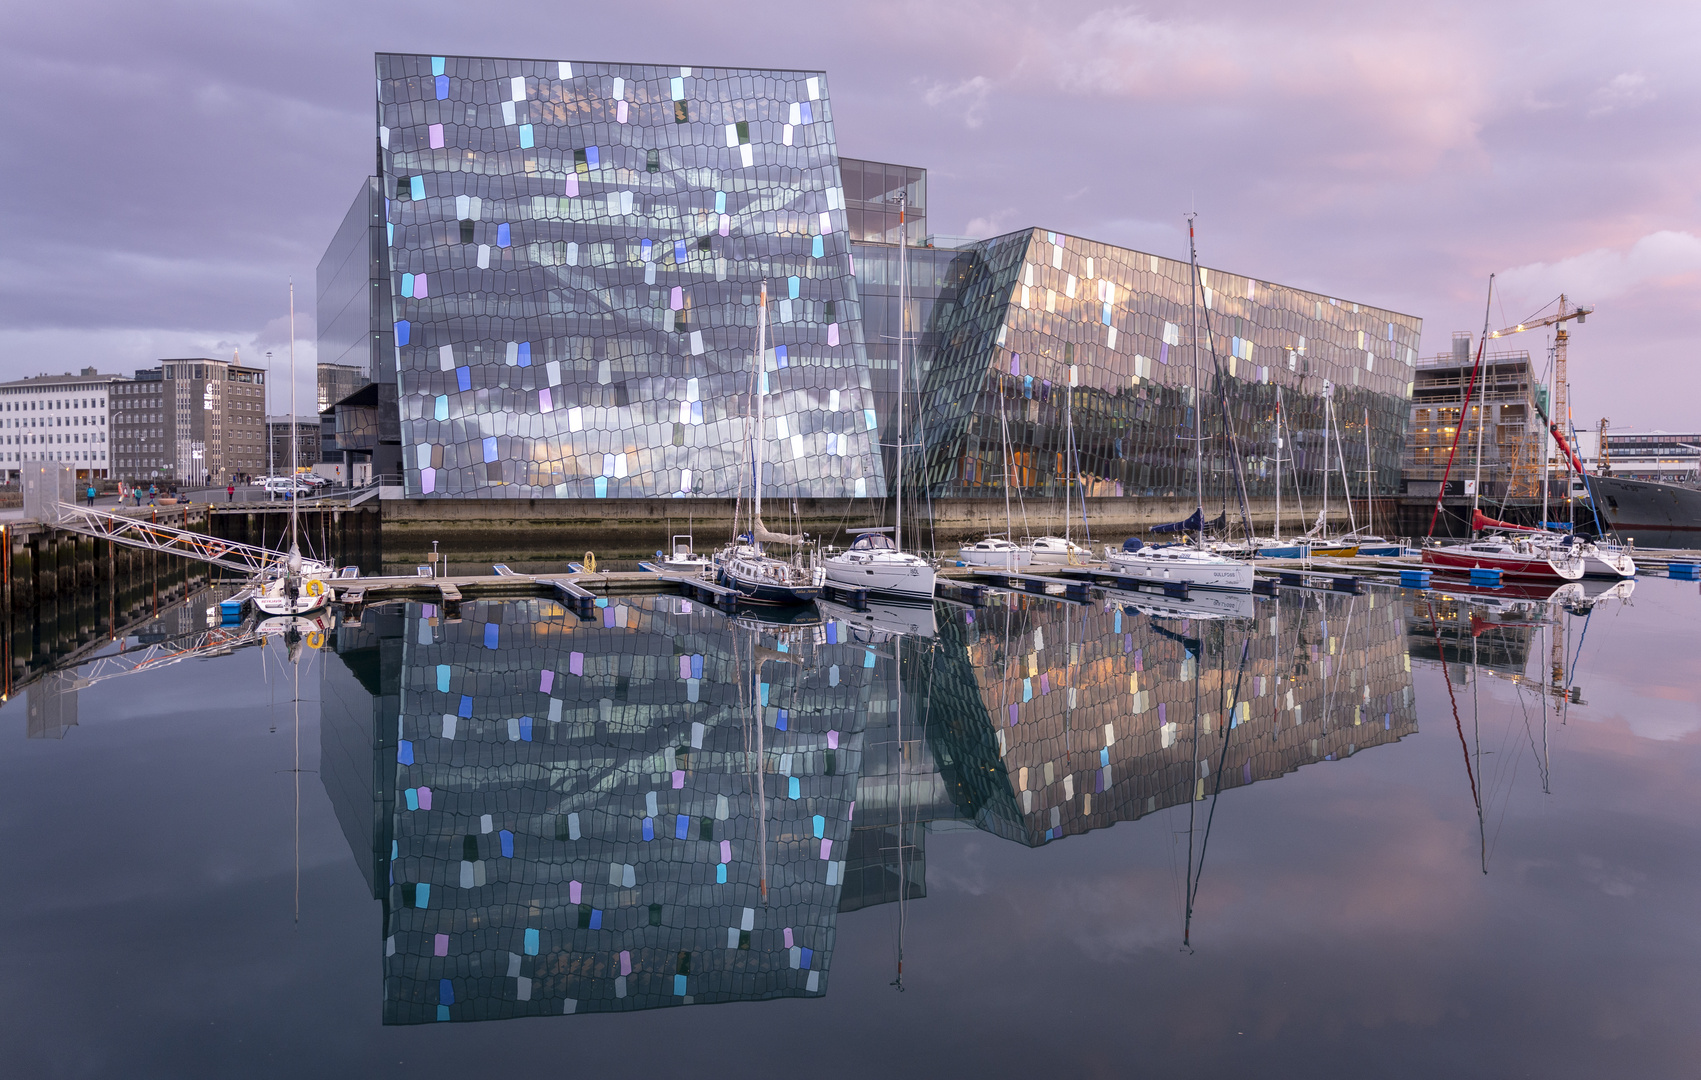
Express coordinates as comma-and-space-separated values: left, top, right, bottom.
1403, 591, 1540, 677
903, 588, 1417, 847
323, 597, 884, 1024
324, 590, 1416, 1022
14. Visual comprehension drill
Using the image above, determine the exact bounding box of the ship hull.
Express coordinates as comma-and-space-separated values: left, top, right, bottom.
1589, 475, 1701, 549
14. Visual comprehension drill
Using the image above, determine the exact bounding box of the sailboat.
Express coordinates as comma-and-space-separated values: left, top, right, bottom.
717, 282, 825, 606
1296, 389, 1360, 558
824, 195, 937, 603
1422, 280, 1583, 582
958, 367, 1033, 569
255, 281, 333, 617
1023, 377, 1094, 564
1105, 216, 1252, 592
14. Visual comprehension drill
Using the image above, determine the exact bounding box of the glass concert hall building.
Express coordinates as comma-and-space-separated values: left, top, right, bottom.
318, 53, 1420, 505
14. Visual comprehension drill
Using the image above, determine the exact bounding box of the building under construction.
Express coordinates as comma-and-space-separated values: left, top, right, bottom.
1403, 332, 1548, 505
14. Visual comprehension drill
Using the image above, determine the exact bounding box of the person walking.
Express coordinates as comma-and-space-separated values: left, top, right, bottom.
148, 483, 157, 506
227, 483, 235, 503
85, 484, 96, 508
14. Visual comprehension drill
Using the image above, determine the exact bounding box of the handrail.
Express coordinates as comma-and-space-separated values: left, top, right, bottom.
50, 503, 288, 575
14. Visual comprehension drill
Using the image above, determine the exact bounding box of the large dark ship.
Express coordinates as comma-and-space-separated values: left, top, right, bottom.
1587, 475, 1701, 548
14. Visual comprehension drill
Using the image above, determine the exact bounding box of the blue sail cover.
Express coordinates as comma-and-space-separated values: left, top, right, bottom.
1150, 509, 1204, 534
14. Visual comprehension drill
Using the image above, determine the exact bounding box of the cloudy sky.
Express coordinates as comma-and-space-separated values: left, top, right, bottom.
3, 0, 1697, 427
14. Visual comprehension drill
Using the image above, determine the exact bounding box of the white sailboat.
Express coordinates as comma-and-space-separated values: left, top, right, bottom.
255, 281, 332, 617
1023, 377, 1094, 565
958, 373, 1033, 569
717, 281, 825, 605
1106, 217, 1252, 592
825, 195, 937, 603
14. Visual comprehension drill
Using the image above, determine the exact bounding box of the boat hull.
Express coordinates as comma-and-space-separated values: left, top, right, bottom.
1421, 546, 1583, 581
1105, 552, 1255, 592
957, 546, 1033, 569
1589, 475, 1701, 549
823, 558, 936, 601
717, 567, 821, 606
1581, 549, 1636, 579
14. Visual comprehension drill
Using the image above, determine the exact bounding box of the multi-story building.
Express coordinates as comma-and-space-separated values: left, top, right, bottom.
0, 368, 121, 482
110, 358, 267, 485
319, 54, 1420, 505
1403, 333, 1545, 499
266, 415, 322, 476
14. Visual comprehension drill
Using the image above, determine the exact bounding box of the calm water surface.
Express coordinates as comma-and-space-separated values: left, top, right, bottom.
2, 576, 1697, 1078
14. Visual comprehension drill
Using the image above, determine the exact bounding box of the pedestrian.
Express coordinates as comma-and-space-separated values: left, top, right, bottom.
227, 483, 235, 503
148, 483, 157, 506
86, 484, 96, 508
134, 487, 143, 507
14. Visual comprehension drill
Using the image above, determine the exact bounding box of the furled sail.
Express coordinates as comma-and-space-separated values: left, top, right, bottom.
753, 516, 805, 545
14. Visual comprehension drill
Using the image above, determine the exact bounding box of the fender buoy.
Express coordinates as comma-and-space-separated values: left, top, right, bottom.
583, 551, 597, 573
305, 630, 325, 650
304, 578, 326, 598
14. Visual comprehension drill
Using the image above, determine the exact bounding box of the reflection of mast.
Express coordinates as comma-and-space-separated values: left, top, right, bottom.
1471, 631, 1487, 873
891, 637, 907, 992
1183, 631, 1253, 950
1425, 599, 1485, 874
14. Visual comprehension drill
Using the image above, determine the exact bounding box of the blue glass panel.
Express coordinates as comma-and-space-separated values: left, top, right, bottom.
496, 223, 510, 247
409, 176, 425, 200
642, 818, 654, 841
434, 74, 448, 100
398, 740, 414, 765
394, 320, 410, 346
458, 695, 473, 718
500, 830, 514, 857
456, 367, 470, 392
482, 436, 498, 462
517, 341, 531, 366
483, 623, 498, 648
434, 396, 448, 421
431, 57, 445, 76
524, 928, 539, 954
519, 124, 534, 149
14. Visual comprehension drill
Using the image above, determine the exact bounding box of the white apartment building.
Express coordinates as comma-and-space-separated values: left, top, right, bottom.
0, 368, 124, 482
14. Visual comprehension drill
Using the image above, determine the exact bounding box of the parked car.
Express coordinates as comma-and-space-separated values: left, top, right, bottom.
263, 477, 310, 498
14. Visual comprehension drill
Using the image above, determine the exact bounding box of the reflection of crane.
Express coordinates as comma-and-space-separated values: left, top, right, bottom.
1487, 296, 1593, 474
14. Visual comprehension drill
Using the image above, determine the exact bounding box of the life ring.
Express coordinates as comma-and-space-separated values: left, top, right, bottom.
583, 551, 597, 573
305, 630, 325, 650
304, 579, 327, 597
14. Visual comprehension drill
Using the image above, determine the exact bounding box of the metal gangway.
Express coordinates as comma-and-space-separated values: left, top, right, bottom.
47, 502, 288, 576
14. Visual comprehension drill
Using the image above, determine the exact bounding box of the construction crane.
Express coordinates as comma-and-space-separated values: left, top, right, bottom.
1487, 295, 1594, 480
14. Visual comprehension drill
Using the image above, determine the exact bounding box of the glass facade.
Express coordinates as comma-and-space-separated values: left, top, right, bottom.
372, 54, 886, 500
329, 59, 1421, 506
912, 229, 1421, 504
324, 588, 1414, 1022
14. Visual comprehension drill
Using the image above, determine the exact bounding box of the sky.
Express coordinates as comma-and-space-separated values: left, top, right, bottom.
2, 0, 1697, 428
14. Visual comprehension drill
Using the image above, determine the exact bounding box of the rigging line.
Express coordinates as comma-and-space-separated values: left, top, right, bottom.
1181, 617, 1203, 952
1184, 633, 1253, 949
1425, 598, 1482, 812
1428, 276, 1498, 537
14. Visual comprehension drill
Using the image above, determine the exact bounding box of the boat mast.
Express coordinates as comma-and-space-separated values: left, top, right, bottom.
999, 378, 1014, 569
1274, 390, 1283, 543
754, 281, 768, 551
287, 280, 300, 570
896, 193, 906, 555
1186, 215, 1205, 550
1321, 384, 1330, 537
1063, 381, 1071, 548
1364, 407, 1373, 537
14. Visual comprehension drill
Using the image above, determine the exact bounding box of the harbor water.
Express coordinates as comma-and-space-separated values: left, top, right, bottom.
1, 575, 1696, 1077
